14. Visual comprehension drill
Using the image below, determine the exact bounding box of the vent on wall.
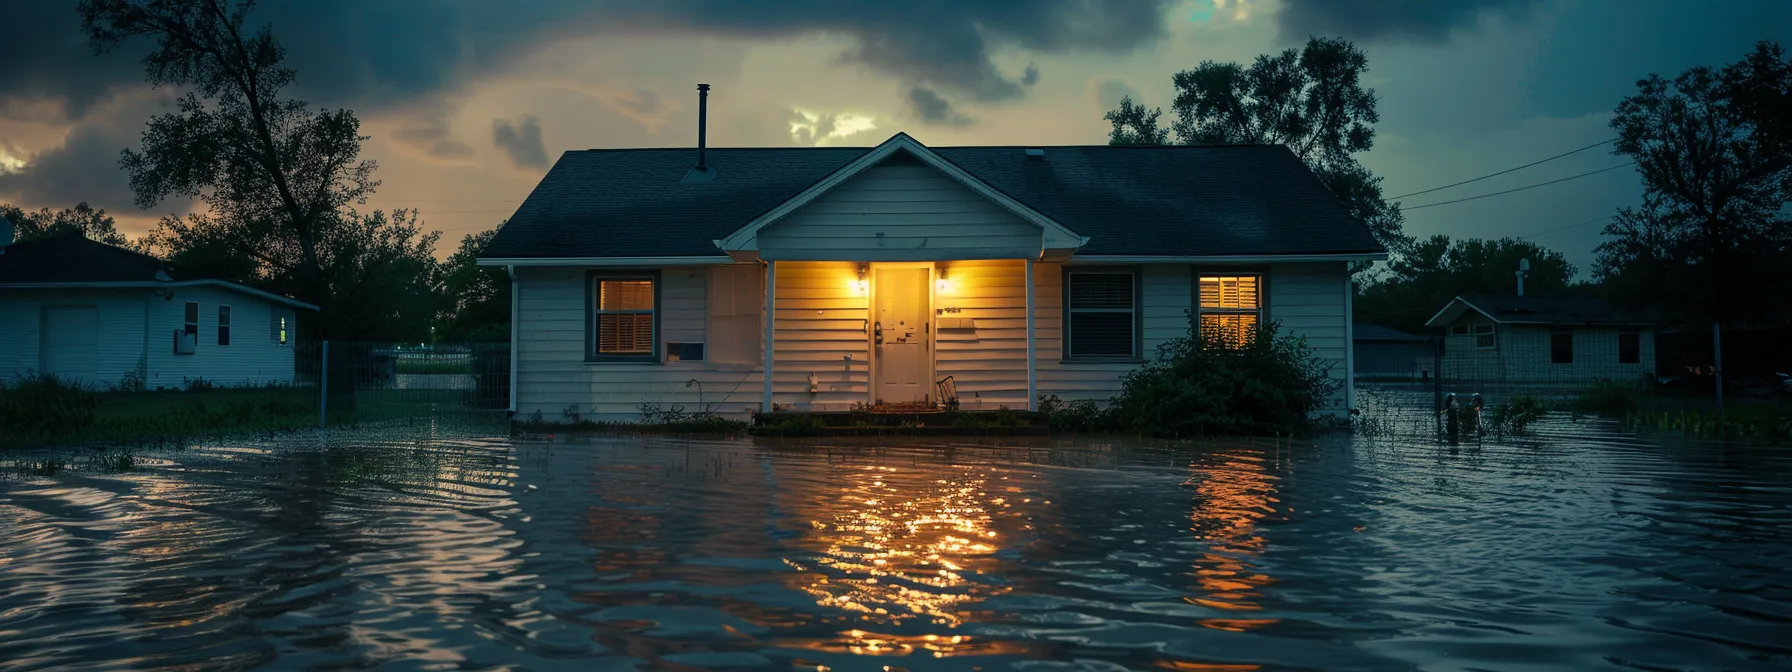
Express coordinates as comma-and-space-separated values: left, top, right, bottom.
1025, 148, 1045, 161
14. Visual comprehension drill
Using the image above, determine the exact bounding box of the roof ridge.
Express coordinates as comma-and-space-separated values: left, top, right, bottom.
576, 143, 1289, 153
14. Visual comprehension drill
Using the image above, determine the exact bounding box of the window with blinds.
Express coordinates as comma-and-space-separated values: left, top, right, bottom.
593, 277, 656, 359
1066, 271, 1137, 359
1198, 275, 1261, 347
708, 265, 762, 364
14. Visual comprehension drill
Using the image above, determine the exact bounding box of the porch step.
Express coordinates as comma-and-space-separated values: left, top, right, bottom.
751, 409, 1050, 437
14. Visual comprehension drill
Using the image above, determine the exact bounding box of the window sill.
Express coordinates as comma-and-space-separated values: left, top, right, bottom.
1059, 358, 1145, 365
585, 358, 660, 365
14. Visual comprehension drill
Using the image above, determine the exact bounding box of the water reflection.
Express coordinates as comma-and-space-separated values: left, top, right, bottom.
2, 420, 1790, 671
1185, 452, 1280, 633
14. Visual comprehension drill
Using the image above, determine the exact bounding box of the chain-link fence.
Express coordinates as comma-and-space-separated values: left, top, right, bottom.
293, 341, 510, 428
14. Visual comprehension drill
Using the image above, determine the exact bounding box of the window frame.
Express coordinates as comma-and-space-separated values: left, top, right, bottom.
271, 313, 291, 347
183, 301, 199, 339
1550, 329, 1574, 364
1061, 266, 1143, 362
1195, 271, 1266, 347
217, 305, 232, 347
586, 270, 661, 363
1473, 323, 1496, 349
1617, 331, 1641, 365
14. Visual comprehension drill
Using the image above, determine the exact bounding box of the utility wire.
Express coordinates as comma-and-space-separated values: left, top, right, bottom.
1389, 138, 1616, 200
1404, 162, 1636, 211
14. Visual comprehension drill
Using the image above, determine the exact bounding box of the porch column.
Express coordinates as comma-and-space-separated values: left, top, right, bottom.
1025, 258, 1037, 411
762, 260, 776, 412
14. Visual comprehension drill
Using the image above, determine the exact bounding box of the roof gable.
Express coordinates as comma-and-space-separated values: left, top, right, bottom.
715, 133, 1085, 257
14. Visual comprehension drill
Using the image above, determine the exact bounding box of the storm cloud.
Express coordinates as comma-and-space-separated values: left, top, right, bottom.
1276, 0, 1544, 42
493, 116, 550, 170
906, 86, 974, 127
3, 0, 1177, 120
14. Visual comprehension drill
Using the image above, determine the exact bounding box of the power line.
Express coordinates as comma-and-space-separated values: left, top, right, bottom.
1389, 138, 1616, 200
1404, 162, 1636, 211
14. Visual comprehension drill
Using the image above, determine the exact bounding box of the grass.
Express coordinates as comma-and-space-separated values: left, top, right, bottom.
1622, 404, 1792, 443
1, 376, 488, 450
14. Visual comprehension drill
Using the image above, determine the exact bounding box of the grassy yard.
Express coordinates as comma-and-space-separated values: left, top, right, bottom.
0, 382, 485, 449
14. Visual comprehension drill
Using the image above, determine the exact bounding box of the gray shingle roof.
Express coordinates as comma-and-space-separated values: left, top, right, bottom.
479, 142, 1384, 259
0, 233, 182, 283
1457, 295, 1653, 326
1354, 323, 1424, 341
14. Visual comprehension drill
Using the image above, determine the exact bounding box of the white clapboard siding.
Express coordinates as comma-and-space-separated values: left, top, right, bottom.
0, 286, 297, 389
771, 261, 870, 410
1267, 263, 1349, 414
934, 259, 1028, 409
1444, 324, 1655, 384
757, 160, 1041, 261
514, 265, 768, 422
1034, 263, 1192, 404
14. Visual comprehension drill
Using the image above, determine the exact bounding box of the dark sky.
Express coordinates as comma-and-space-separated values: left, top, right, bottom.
0, 0, 1785, 270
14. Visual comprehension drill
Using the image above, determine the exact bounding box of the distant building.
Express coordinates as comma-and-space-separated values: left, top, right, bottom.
0, 232, 318, 390
1352, 323, 1433, 380
1424, 295, 1656, 386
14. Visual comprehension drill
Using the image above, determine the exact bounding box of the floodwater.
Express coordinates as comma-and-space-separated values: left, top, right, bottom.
1, 416, 1788, 671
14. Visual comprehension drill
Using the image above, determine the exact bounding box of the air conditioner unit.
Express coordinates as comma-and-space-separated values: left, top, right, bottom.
174, 330, 196, 355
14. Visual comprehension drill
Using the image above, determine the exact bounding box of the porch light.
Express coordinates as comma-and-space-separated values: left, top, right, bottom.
935, 265, 950, 293
853, 264, 869, 293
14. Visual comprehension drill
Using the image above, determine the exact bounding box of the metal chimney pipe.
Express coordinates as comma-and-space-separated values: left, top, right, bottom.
696, 83, 710, 171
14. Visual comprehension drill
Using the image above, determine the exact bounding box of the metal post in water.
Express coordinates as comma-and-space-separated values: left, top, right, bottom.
320, 340, 330, 429
1713, 323, 1725, 424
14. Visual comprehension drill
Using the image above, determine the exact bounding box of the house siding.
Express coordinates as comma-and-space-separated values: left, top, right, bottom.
0, 286, 296, 389
515, 265, 768, 422
1441, 321, 1655, 385
757, 163, 1041, 262
1266, 263, 1350, 413
510, 260, 1358, 420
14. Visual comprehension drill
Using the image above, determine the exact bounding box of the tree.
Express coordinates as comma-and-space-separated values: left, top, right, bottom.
1601, 41, 1792, 326
1107, 36, 1409, 257
81, 0, 378, 337
1357, 234, 1577, 334
434, 226, 512, 343
0, 202, 141, 249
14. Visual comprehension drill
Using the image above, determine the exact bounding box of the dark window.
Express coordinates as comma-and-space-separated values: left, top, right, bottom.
667, 342, 705, 362
591, 275, 657, 360
217, 306, 231, 346
1618, 332, 1641, 364
1551, 331, 1574, 364
1474, 323, 1496, 349
1066, 271, 1137, 359
183, 302, 199, 338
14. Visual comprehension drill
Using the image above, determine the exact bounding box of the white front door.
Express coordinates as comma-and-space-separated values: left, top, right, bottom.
42, 305, 100, 384
873, 267, 930, 404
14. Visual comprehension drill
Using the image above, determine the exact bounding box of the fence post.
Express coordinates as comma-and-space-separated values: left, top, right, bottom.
1712, 323, 1725, 423
319, 340, 330, 429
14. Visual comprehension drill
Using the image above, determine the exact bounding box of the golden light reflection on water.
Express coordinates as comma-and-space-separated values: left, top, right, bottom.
1186, 454, 1281, 633
784, 463, 1015, 651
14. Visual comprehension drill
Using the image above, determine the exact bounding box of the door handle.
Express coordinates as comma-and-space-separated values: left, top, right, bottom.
873, 321, 883, 345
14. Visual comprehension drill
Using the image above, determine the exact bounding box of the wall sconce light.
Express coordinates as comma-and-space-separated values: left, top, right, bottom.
935, 264, 950, 293
854, 263, 869, 293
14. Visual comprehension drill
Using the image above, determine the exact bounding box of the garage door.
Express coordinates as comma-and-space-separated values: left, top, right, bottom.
42, 306, 99, 384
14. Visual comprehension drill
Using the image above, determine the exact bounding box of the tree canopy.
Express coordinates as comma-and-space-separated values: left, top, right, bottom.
80, 0, 381, 337
0, 202, 140, 249
1357, 235, 1578, 334
434, 227, 512, 343
1105, 36, 1409, 257
1597, 40, 1792, 326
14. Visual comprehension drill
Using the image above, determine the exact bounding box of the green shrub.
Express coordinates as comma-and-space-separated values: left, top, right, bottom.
0, 373, 98, 438
1572, 380, 1639, 417
1105, 321, 1339, 437
1489, 395, 1550, 435
1037, 395, 1112, 433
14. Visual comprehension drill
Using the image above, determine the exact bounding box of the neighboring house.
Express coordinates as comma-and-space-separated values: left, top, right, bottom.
478, 121, 1386, 421
0, 231, 318, 390
1353, 323, 1434, 380
1424, 295, 1656, 385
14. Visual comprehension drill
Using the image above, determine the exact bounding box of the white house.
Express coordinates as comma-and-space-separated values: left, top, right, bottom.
477, 93, 1385, 421
0, 231, 318, 390
1425, 295, 1657, 386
